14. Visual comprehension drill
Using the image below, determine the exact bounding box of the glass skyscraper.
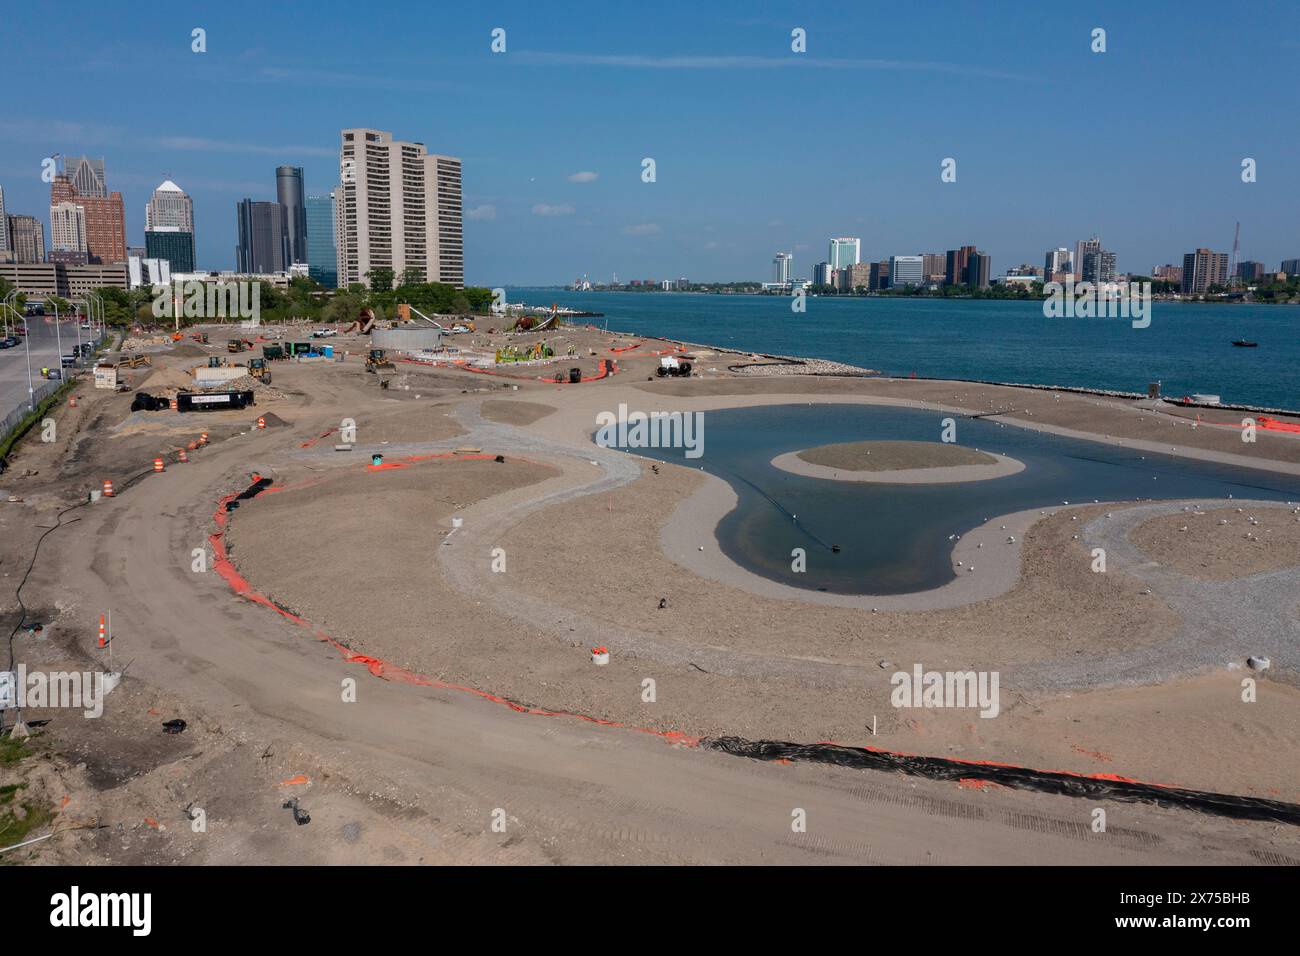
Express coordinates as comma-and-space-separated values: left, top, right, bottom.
305, 193, 337, 287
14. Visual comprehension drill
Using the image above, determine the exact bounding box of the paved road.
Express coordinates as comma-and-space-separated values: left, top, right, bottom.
0, 315, 89, 415
19, 386, 1288, 864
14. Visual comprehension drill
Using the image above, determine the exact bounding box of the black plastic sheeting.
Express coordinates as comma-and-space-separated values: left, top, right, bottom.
703, 736, 1300, 827
224, 476, 274, 512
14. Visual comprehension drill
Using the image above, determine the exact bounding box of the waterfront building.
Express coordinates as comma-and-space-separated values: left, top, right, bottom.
828, 237, 860, 270
890, 255, 924, 288
276, 166, 308, 265
944, 245, 977, 285
772, 252, 792, 284
1181, 248, 1229, 294
337, 128, 463, 288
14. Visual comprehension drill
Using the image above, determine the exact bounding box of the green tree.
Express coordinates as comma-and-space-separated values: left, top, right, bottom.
366, 267, 395, 293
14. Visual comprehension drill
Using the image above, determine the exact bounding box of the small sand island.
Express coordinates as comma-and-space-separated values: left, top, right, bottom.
771, 439, 1025, 483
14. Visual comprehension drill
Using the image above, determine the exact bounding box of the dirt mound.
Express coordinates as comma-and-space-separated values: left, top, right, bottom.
139, 366, 195, 392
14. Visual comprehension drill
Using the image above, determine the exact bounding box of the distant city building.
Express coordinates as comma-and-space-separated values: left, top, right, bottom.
276, 165, 308, 265
889, 255, 924, 288
1006, 263, 1043, 278
921, 253, 946, 283
0, 185, 8, 257
0, 260, 127, 297
828, 237, 860, 270
1280, 258, 1300, 275
1181, 248, 1229, 294
63, 156, 107, 198
1074, 236, 1102, 280
127, 255, 171, 289
1235, 260, 1266, 281
146, 180, 194, 231
305, 193, 337, 287
1151, 264, 1183, 283
812, 261, 834, 286
49, 173, 126, 264
145, 226, 196, 273
336, 128, 464, 288
967, 252, 991, 289
1081, 248, 1116, 284
1044, 247, 1073, 281
945, 245, 977, 285
235, 199, 289, 274
6, 215, 45, 263
48, 249, 90, 265
841, 262, 872, 291
869, 260, 890, 291
49, 201, 87, 253
772, 252, 792, 284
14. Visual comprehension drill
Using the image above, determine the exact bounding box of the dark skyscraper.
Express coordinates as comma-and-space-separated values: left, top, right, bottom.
235, 199, 289, 273
276, 165, 308, 265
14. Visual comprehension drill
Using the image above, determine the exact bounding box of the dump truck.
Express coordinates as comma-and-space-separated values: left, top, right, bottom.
263, 344, 285, 361
366, 348, 395, 373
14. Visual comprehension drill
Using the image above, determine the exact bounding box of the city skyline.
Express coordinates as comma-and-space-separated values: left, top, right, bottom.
0, 1, 1297, 284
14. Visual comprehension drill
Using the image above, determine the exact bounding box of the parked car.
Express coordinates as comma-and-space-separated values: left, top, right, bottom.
0, 336, 18, 349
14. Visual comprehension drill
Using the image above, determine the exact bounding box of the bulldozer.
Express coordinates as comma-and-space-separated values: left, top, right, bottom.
248, 357, 272, 384
227, 338, 253, 354
365, 348, 395, 373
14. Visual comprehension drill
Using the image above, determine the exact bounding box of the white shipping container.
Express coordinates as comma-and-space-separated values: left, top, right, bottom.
94, 364, 119, 390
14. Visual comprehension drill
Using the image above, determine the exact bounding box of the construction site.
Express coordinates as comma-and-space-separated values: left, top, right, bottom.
2, 309, 1300, 868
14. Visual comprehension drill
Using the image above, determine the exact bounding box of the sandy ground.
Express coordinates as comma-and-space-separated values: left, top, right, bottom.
775, 440, 1023, 484
3, 319, 1300, 864
1130, 505, 1300, 580
798, 440, 997, 471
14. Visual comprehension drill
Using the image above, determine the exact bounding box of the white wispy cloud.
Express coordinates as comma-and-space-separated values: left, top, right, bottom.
568, 171, 599, 183
466, 204, 497, 220
621, 223, 661, 236
514, 51, 1030, 81
532, 203, 575, 217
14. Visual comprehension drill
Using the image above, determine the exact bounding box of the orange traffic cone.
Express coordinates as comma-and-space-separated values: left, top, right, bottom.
97, 615, 107, 649
153, 458, 164, 473
178, 449, 189, 463
256, 417, 266, 429
102, 479, 114, 497
69, 396, 78, 408
199, 432, 209, 445
170, 398, 178, 411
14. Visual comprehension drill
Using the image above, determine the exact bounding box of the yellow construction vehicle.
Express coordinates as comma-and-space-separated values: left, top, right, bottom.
248, 357, 273, 384
365, 348, 395, 373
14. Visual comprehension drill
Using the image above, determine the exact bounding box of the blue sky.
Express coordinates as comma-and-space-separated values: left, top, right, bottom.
2, 0, 1297, 285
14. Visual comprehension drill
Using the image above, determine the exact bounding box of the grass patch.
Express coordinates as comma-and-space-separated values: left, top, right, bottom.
0, 734, 32, 766
0, 378, 76, 464
0, 782, 55, 852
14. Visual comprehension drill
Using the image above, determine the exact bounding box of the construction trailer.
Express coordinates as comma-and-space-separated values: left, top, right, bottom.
176, 390, 256, 412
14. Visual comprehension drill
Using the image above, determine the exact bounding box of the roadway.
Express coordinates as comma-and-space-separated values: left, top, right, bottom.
0, 314, 92, 416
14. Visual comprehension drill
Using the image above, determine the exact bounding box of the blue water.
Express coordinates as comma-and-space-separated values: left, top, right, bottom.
617, 404, 1300, 595
509, 288, 1300, 410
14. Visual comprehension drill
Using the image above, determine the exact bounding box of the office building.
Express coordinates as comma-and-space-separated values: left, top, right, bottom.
1074, 236, 1102, 279
1151, 264, 1183, 284
890, 255, 924, 288
812, 261, 834, 287
277, 165, 308, 265
869, 260, 890, 291
828, 237, 860, 270
772, 252, 792, 284
235, 199, 289, 274
967, 252, 991, 289
336, 128, 464, 288
305, 193, 337, 287
7, 215, 45, 263
64, 156, 107, 198
1044, 247, 1072, 281
840, 262, 871, 291
145, 226, 196, 273
49, 201, 87, 253
921, 253, 946, 283
1280, 258, 1300, 275
1081, 249, 1116, 284
49, 173, 126, 264
945, 245, 977, 285
1181, 248, 1229, 294
1235, 260, 1266, 281
0, 185, 7, 257
127, 255, 171, 289
0, 260, 127, 297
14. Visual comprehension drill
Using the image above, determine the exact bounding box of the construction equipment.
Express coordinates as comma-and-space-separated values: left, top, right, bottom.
208, 356, 222, 368
263, 344, 285, 361
227, 338, 254, 353
248, 357, 273, 384
365, 348, 395, 373
656, 356, 693, 377
190, 331, 209, 344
